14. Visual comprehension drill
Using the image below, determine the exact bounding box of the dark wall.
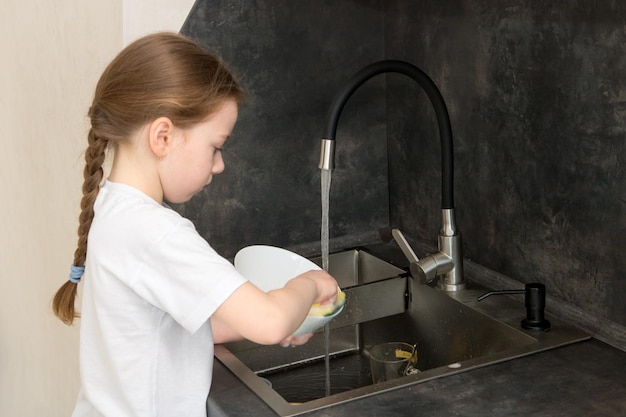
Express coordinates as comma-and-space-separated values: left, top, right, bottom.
178, 0, 390, 257
179, 1, 626, 328
385, 1, 626, 327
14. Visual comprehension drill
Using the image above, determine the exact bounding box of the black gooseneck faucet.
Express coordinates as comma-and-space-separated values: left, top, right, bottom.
319, 60, 465, 290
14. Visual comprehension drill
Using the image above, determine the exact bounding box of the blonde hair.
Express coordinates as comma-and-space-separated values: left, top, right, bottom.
53, 32, 245, 325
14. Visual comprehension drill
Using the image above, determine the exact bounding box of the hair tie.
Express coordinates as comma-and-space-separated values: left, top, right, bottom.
69, 265, 85, 284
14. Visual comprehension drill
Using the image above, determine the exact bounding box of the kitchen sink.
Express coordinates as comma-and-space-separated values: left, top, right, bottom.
214, 248, 589, 416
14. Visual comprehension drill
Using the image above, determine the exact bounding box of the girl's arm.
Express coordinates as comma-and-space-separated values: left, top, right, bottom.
211, 269, 338, 346
211, 315, 245, 344
211, 315, 314, 346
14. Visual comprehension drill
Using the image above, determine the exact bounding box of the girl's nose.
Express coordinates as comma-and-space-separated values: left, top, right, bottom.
212, 151, 225, 174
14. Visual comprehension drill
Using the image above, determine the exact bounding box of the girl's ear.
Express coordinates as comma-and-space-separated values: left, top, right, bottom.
148, 117, 176, 159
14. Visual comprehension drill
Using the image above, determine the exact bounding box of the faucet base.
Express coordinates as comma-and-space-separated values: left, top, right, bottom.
436, 212, 465, 291
438, 281, 467, 291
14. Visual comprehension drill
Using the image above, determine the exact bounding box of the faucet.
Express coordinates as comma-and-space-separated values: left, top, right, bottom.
318, 60, 465, 291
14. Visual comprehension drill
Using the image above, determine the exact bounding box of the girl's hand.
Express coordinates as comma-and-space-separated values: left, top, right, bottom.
279, 332, 314, 348
298, 269, 339, 307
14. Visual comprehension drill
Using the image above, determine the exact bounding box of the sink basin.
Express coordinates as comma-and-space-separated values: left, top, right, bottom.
214, 248, 589, 416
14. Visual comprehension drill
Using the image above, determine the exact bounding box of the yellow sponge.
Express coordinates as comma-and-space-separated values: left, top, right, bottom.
309, 288, 346, 317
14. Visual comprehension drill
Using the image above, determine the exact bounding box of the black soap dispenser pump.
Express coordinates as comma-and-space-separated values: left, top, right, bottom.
477, 283, 551, 331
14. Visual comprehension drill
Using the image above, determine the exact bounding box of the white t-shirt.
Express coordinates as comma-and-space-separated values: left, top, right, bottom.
72, 181, 247, 417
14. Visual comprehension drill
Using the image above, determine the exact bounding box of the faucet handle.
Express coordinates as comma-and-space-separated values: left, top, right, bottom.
391, 229, 420, 264
381, 227, 457, 285
389, 229, 441, 284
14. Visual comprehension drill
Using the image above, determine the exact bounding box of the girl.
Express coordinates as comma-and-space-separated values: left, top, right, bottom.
52, 32, 338, 417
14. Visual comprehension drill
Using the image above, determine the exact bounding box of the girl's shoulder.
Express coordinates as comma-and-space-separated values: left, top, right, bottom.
93, 181, 193, 241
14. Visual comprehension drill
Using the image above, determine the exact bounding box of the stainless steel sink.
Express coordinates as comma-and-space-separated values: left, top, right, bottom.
215, 248, 589, 416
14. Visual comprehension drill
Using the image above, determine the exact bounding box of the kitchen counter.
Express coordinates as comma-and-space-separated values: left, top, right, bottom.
208, 338, 626, 416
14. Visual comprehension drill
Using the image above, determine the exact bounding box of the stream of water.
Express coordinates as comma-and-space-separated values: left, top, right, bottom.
321, 169, 331, 272
321, 168, 332, 397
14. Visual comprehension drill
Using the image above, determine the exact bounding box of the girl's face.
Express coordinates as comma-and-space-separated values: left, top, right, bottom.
159, 99, 238, 203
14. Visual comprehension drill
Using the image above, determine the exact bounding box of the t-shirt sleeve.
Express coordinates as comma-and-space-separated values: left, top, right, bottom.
129, 219, 248, 334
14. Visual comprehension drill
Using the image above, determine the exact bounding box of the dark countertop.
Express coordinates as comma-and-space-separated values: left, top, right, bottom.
208, 338, 626, 416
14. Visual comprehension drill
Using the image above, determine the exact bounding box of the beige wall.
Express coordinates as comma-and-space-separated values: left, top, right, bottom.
0, 1, 193, 415
0, 2, 121, 415
123, 0, 197, 46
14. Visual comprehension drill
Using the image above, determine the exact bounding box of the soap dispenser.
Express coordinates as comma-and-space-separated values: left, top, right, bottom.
477, 283, 551, 331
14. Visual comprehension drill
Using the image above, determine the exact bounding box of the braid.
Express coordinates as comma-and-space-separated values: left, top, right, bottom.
74, 129, 107, 266
52, 129, 107, 325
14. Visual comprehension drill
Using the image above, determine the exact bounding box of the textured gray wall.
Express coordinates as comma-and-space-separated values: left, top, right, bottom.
178, 1, 626, 328
177, 0, 390, 258
385, 1, 626, 327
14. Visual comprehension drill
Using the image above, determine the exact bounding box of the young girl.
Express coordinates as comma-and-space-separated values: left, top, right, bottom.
52, 32, 338, 417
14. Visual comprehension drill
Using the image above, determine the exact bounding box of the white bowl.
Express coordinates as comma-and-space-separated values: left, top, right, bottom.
234, 245, 344, 337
